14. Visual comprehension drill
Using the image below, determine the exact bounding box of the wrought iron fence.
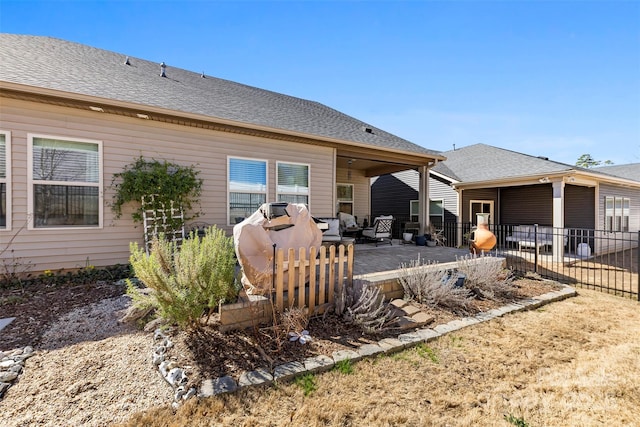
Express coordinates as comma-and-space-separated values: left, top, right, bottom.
432, 222, 639, 300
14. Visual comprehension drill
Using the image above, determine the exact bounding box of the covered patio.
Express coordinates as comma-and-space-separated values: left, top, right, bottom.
351, 241, 470, 276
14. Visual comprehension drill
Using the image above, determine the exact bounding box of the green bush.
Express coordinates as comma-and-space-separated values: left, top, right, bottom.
128, 226, 238, 328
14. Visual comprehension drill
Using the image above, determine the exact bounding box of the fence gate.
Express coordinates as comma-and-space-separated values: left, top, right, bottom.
273, 244, 353, 315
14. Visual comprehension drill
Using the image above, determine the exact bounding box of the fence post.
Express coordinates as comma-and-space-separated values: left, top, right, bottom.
534, 224, 538, 274
637, 232, 640, 301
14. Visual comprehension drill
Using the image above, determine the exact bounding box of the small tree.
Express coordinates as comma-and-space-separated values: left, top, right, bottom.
576, 154, 613, 168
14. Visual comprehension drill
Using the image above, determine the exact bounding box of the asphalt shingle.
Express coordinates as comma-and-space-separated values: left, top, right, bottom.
0, 34, 441, 157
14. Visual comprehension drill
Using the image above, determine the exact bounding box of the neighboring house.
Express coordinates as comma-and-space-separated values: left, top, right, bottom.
0, 34, 444, 272
372, 143, 640, 255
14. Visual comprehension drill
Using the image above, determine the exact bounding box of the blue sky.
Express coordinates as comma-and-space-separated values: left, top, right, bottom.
1, 0, 639, 166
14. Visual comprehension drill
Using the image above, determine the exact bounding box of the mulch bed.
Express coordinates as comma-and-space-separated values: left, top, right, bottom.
1, 275, 560, 390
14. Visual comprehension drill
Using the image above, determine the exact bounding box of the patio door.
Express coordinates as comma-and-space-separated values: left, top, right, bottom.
470, 200, 494, 225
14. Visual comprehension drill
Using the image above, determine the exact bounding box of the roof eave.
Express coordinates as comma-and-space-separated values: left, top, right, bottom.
0, 81, 445, 164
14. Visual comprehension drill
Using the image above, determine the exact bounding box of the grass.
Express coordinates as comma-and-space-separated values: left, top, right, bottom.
333, 359, 354, 375
294, 373, 317, 396
119, 288, 640, 426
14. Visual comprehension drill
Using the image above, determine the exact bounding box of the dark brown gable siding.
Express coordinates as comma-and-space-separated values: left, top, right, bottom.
371, 174, 417, 218
500, 184, 552, 225
564, 184, 595, 228
462, 188, 498, 223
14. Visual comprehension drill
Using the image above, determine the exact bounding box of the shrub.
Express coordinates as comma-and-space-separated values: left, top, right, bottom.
456, 254, 515, 301
340, 279, 393, 333
128, 226, 238, 328
397, 256, 473, 314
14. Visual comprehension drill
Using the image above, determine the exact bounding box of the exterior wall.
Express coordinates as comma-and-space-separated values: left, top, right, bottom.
1, 97, 335, 272
462, 188, 499, 224
335, 167, 370, 226
598, 182, 640, 232
370, 174, 417, 219
499, 184, 552, 225
429, 174, 458, 222
564, 184, 595, 229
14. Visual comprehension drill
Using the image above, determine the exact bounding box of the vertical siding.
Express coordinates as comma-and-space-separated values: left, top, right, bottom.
1, 98, 335, 272
499, 184, 552, 225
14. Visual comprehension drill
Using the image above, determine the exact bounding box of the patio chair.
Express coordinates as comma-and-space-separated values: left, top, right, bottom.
362, 215, 394, 246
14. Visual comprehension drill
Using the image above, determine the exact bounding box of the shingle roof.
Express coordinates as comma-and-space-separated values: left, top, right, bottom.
0, 34, 441, 157
593, 163, 640, 182
431, 143, 580, 182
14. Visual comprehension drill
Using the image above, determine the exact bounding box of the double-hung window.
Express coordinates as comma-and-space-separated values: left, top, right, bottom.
277, 162, 309, 206
429, 199, 444, 227
228, 157, 267, 224
0, 131, 10, 229
605, 196, 630, 232
29, 135, 102, 228
336, 183, 354, 215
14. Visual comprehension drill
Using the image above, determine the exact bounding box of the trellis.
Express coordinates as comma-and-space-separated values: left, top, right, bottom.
141, 194, 185, 254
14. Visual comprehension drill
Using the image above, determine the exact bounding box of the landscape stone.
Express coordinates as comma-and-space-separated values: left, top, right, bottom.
397, 332, 423, 344
377, 337, 406, 353
411, 312, 435, 325
389, 299, 408, 309
238, 368, 273, 387
0, 360, 15, 369
0, 372, 18, 382
304, 355, 334, 373
273, 361, 306, 381
400, 304, 421, 316
199, 376, 238, 397
332, 349, 361, 364
358, 343, 384, 358
415, 328, 441, 341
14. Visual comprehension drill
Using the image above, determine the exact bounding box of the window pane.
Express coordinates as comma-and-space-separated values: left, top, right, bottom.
33, 138, 99, 183
429, 200, 443, 215
338, 202, 353, 215
410, 200, 419, 216
34, 184, 99, 227
229, 158, 266, 191
278, 194, 308, 205
0, 183, 5, 228
277, 163, 308, 194
0, 134, 5, 179
229, 192, 265, 222
337, 184, 353, 201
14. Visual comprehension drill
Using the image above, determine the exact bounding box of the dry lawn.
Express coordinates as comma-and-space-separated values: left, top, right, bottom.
119, 289, 640, 427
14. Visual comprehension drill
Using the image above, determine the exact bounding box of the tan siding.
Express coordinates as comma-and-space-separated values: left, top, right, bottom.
336, 167, 370, 225
1, 97, 335, 272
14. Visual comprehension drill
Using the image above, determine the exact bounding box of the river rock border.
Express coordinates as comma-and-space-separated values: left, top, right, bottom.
155, 284, 576, 402
0, 346, 35, 399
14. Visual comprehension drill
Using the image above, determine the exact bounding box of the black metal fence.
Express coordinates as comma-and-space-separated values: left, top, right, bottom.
398, 220, 639, 301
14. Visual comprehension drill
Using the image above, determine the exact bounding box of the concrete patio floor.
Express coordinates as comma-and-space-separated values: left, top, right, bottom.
351, 240, 470, 276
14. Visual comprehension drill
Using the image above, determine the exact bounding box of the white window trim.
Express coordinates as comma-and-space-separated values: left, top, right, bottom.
605, 196, 630, 232
336, 182, 354, 214
428, 198, 444, 223
470, 199, 494, 225
0, 130, 11, 231
410, 199, 419, 221
276, 161, 310, 208
227, 156, 268, 226
27, 133, 103, 230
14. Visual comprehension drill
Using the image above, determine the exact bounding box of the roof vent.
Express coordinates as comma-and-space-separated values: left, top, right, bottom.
538, 156, 549, 160
124, 56, 130, 65
363, 126, 374, 134
201, 71, 206, 78
160, 62, 167, 77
